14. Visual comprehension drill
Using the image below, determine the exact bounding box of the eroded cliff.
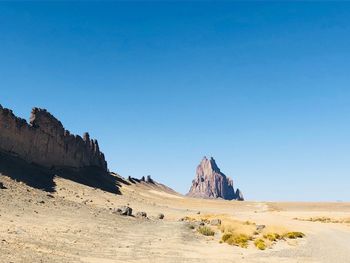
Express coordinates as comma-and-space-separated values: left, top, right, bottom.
0, 105, 107, 171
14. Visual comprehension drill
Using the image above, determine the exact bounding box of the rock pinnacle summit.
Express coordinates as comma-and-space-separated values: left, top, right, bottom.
187, 157, 244, 201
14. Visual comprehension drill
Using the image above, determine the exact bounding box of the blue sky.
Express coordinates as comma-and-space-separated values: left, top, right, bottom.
1, 2, 350, 201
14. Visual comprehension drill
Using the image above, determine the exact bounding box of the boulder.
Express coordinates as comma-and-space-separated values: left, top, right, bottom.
157, 213, 165, 220
136, 211, 147, 218
256, 225, 266, 231
210, 219, 221, 226
115, 206, 132, 216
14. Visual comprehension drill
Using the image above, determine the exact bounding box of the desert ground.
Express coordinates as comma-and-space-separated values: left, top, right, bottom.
1, 166, 350, 263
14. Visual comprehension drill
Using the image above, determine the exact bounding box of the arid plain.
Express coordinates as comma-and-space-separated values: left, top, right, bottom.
1, 166, 350, 263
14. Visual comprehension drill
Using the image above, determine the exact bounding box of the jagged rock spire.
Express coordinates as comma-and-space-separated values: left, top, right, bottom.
187, 156, 244, 201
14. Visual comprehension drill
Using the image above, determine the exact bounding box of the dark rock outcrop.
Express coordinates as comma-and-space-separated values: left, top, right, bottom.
114, 206, 133, 216
187, 157, 244, 201
146, 175, 153, 183
157, 213, 165, 220
136, 211, 147, 218
235, 188, 244, 201
0, 104, 107, 171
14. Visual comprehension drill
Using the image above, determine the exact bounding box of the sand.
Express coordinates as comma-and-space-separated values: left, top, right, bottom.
1, 173, 350, 263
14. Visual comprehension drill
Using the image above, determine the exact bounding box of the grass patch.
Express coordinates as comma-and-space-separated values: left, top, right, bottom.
198, 226, 215, 236
183, 213, 305, 250
295, 217, 350, 224
263, 233, 281, 241
221, 233, 232, 242
283, 232, 305, 239
254, 239, 266, 250
221, 233, 251, 248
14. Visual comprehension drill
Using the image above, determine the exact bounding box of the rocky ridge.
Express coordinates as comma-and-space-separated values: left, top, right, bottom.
187, 157, 243, 200
0, 104, 107, 171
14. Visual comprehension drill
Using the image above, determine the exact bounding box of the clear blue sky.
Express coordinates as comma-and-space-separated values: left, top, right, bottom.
1, 2, 350, 201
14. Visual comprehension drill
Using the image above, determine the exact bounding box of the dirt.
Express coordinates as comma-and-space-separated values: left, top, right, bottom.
1, 173, 350, 263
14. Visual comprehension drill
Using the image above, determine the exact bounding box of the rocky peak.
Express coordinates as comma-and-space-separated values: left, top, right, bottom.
187, 156, 244, 201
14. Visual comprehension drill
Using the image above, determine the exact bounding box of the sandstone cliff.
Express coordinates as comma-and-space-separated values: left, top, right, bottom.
0, 104, 107, 171
187, 157, 243, 200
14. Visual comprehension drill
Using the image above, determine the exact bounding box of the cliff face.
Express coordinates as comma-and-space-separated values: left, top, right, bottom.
187, 157, 243, 200
0, 105, 107, 171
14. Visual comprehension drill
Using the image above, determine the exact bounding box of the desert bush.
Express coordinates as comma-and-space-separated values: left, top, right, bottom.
283, 232, 305, 239
254, 239, 266, 250
296, 217, 350, 224
263, 233, 281, 241
198, 226, 215, 236
221, 233, 232, 242
222, 233, 251, 248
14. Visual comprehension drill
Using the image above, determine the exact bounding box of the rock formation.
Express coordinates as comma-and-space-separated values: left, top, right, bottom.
146, 175, 154, 183
187, 157, 244, 200
0, 104, 107, 171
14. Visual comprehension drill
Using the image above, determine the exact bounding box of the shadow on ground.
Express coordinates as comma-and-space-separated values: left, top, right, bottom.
0, 151, 126, 194
54, 167, 129, 195
0, 152, 56, 192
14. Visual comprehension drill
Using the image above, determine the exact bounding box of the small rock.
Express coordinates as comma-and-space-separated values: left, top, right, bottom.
256, 225, 266, 231
136, 212, 147, 218
197, 211, 201, 214
114, 206, 132, 216
157, 213, 165, 220
0, 182, 6, 189
210, 219, 221, 226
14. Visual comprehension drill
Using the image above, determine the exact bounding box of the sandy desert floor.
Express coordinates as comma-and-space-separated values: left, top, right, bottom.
1, 171, 350, 263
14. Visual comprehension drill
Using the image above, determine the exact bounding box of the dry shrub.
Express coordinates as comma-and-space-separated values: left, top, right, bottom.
198, 226, 215, 236
295, 217, 350, 224
263, 233, 281, 241
184, 213, 305, 250
283, 232, 305, 239
222, 233, 251, 248
254, 239, 266, 250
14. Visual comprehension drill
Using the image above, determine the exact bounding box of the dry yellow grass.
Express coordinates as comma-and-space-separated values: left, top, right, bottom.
183, 213, 304, 250
263, 233, 281, 242
295, 217, 350, 224
283, 232, 305, 239
198, 226, 215, 236
221, 233, 251, 248
254, 239, 267, 250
